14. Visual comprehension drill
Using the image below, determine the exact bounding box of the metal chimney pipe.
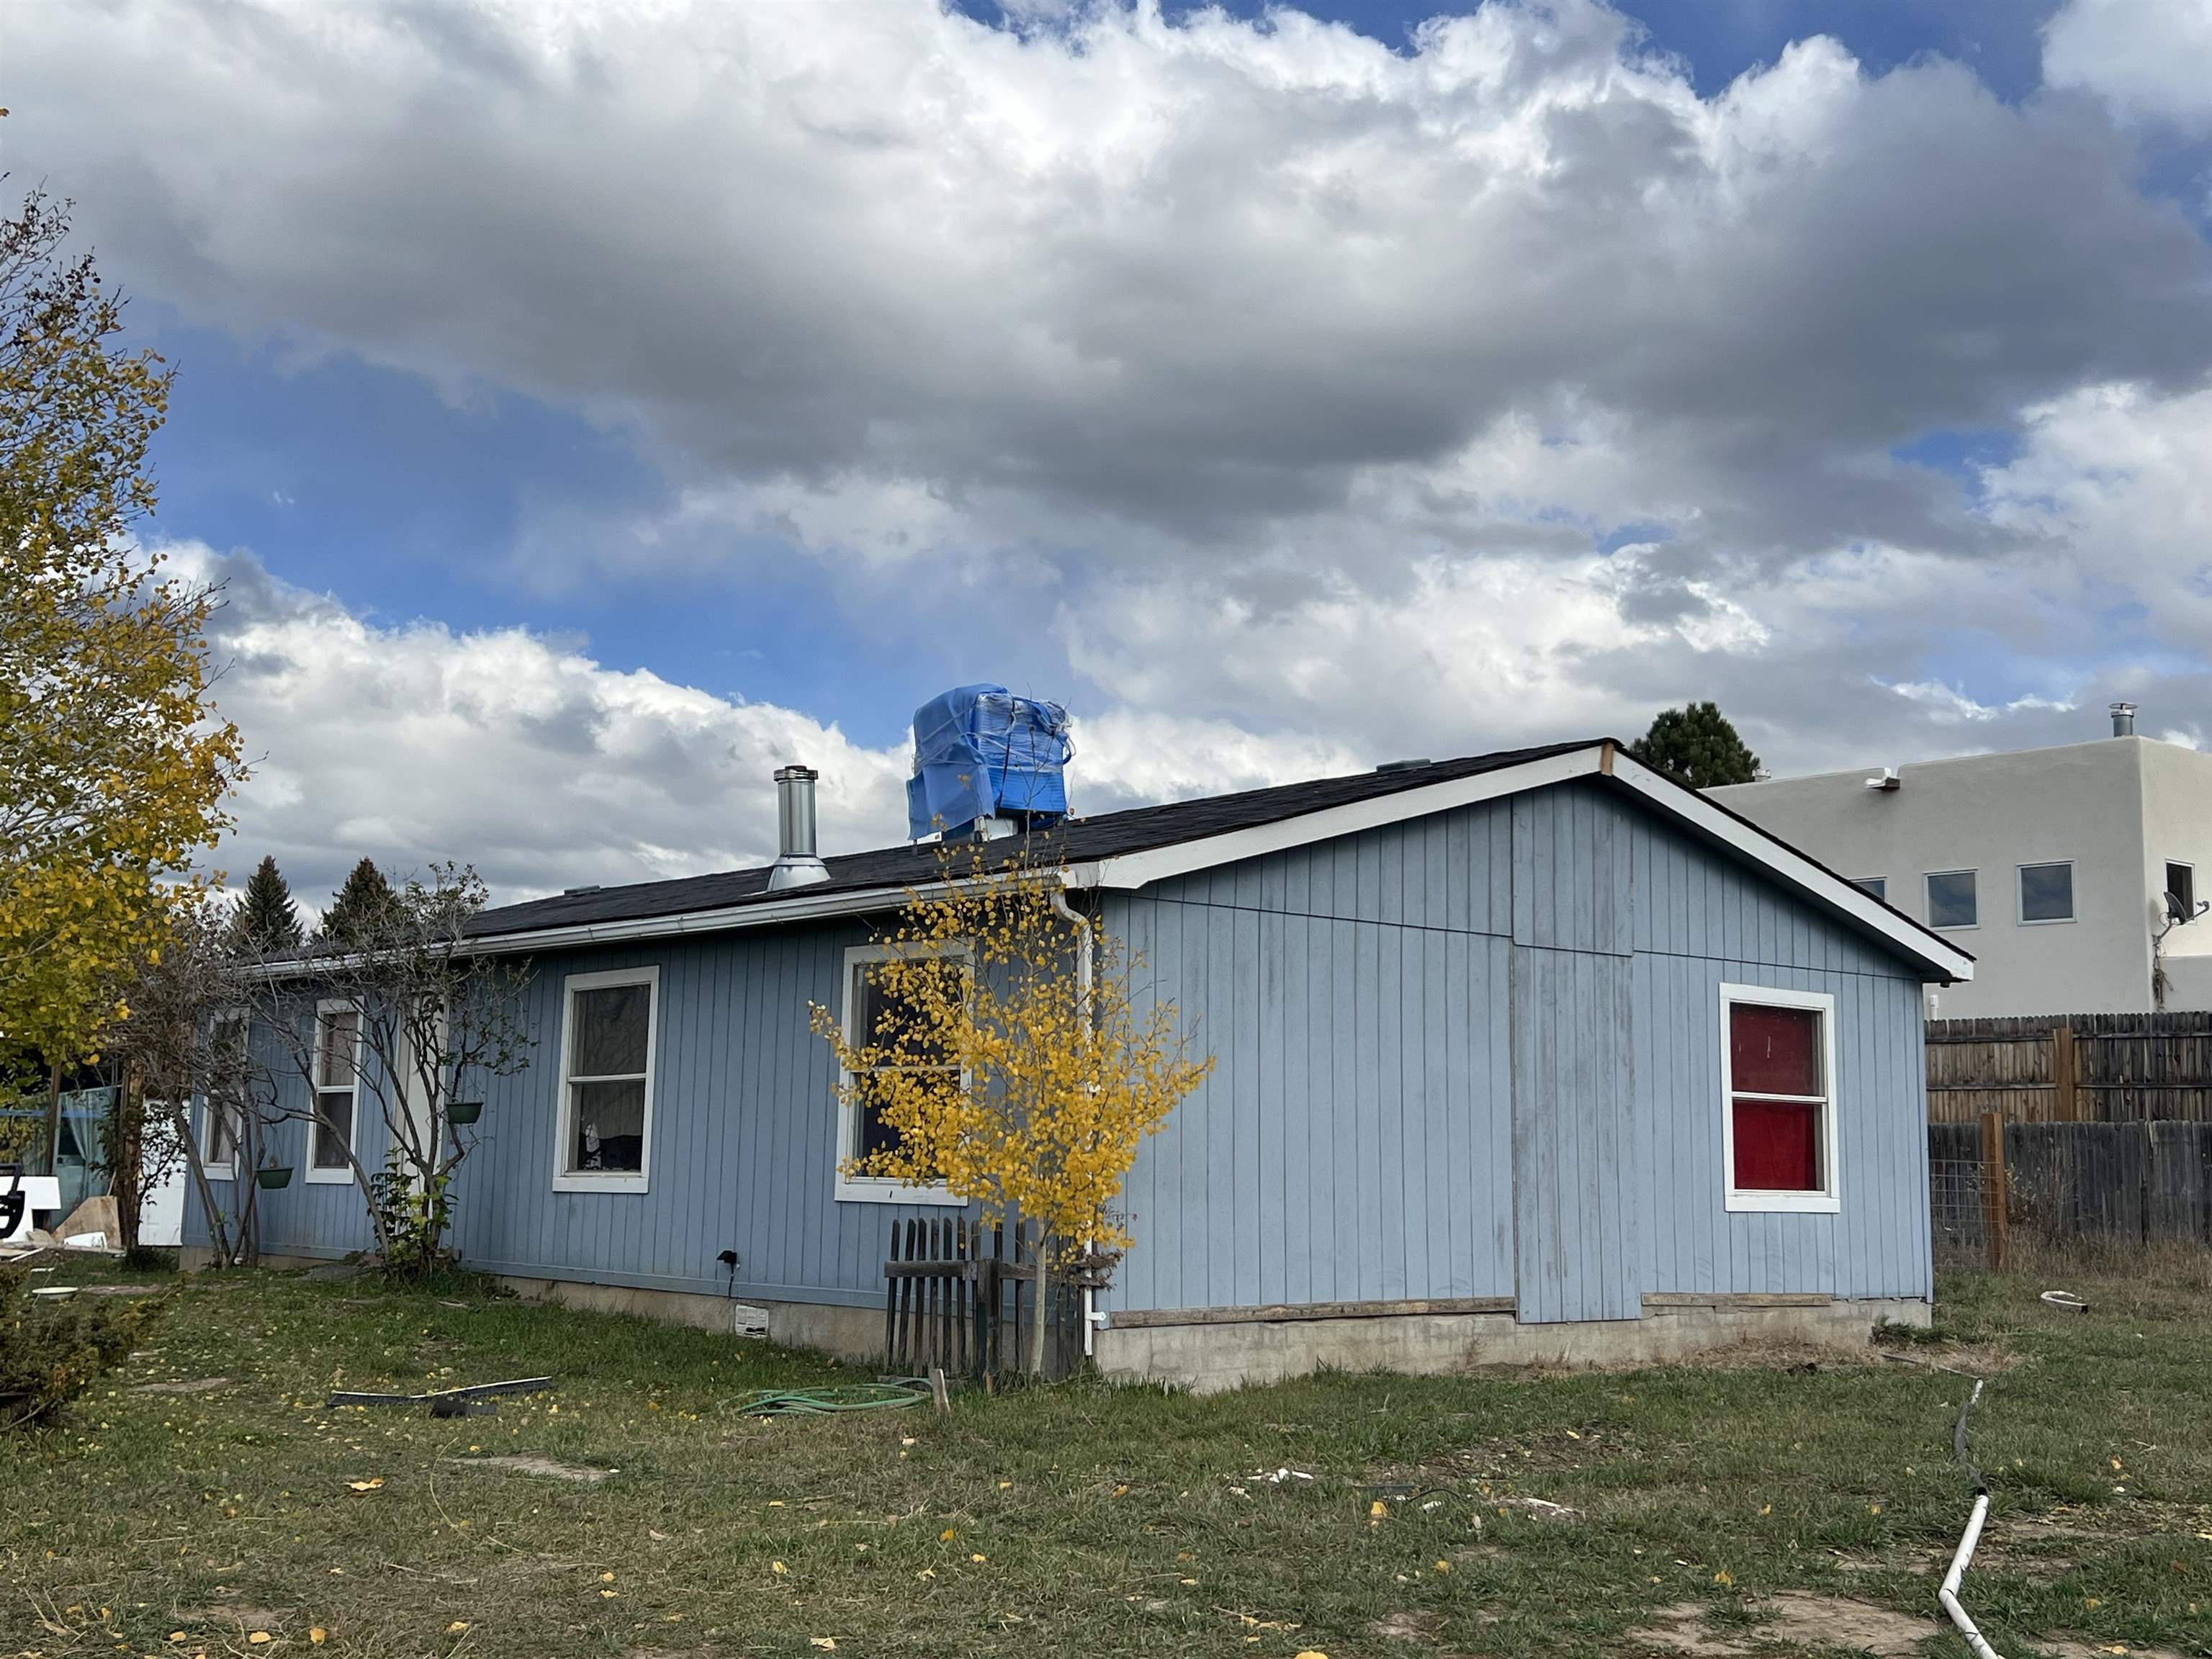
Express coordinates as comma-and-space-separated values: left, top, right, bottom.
768, 765, 830, 890
2110, 701, 2137, 738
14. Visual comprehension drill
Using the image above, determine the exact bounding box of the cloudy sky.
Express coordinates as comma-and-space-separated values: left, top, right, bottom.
6, 0, 2212, 908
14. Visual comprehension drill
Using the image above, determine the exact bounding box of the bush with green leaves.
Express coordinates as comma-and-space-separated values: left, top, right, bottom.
1, 1267, 159, 1430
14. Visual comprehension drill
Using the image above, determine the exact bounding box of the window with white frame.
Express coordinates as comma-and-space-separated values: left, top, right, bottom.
308, 1002, 361, 1182
1925, 869, 1978, 930
200, 1010, 247, 1177
553, 966, 658, 1190
1853, 876, 1887, 903
2018, 861, 2074, 925
1719, 984, 1840, 1214
834, 941, 970, 1206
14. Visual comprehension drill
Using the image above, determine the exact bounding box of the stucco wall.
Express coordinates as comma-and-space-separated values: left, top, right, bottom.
1713, 737, 2166, 1017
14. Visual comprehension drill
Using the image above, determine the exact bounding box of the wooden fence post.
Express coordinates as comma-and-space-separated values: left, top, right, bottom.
2053, 1024, 2079, 1121
1979, 1110, 2011, 1272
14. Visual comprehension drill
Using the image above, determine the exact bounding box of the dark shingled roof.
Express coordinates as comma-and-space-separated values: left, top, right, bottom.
467, 739, 1599, 940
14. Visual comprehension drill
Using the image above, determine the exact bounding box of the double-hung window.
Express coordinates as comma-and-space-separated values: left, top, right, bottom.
834, 942, 968, 1206
1720, 984, 1840, 1214
307, 1002, 361, 1182
553, 966, 658, 1191
201, 1010, 248, 1178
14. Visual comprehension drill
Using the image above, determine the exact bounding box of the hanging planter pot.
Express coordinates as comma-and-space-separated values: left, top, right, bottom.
256, 1165, 295, 1190
446, 1101, 484, 1126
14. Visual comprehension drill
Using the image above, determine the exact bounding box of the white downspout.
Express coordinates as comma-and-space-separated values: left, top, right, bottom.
1049, 884, 1100, 1359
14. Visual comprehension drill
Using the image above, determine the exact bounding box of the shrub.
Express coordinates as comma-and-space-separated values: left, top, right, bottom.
0, 1267, 159, 1430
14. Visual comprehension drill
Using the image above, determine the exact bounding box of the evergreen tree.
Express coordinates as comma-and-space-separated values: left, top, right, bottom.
225, 855, 303, 956
1629, 702, 1761, 790
317, 858, 400, 950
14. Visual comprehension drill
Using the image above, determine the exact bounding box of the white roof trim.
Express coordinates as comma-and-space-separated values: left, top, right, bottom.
435, 741, 1969, 983
1075, 746, 1604, 891
1079, 742, 1972, 984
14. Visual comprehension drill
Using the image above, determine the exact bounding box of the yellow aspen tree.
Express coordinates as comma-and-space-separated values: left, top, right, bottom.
0, 192, 244, 1066
813, 845, 1213, 1371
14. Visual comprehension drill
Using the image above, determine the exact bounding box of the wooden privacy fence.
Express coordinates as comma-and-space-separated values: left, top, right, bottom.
882, 1218, 1084, 1382
1928, 1013, 2212, 1123
1930, 1117, 2212, 1268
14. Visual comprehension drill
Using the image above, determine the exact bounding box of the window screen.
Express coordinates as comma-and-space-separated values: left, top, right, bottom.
1727, 1001, 1826, 1194
565, 981, 652, 1174
1926, 870, 1978, 930
2019, 862, 2073, 923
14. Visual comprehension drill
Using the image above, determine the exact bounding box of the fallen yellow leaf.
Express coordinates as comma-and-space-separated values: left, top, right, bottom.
1295, 1651, 1331, 1659
599, 1571, 615, 1583
310, 1633, 327, 1647
940, 1527, 956, 1542
1434, 1560, 1450, 1573
811, 1641, 838, 1652
248, 1636, 271, 1647
347, 1478, 384, 1492
971, 1553, 987, 1563
446, 1621, 469, 1632
773, 1561, 790, 1575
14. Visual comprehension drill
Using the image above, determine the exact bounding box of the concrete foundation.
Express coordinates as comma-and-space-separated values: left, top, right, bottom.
495, 1274, 884, 1363
1094, 1295, 1932, 1393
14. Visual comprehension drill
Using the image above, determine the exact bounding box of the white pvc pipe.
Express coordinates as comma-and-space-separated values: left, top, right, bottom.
1940, 1378, 2006, 1659
1938, 1494, 2004, 1659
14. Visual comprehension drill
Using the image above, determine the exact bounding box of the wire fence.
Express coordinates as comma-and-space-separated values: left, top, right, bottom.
1930, 1118, 2212, 1272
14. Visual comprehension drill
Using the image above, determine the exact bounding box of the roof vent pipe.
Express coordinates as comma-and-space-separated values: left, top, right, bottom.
2111, 701, 2137, 737
768, 765, 830, 890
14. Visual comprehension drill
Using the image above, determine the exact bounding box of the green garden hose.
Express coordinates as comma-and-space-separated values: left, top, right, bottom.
731, 1380, 930, 1416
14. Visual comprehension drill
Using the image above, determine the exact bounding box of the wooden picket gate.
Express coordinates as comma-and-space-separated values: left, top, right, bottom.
881, 1218, 1084, 1382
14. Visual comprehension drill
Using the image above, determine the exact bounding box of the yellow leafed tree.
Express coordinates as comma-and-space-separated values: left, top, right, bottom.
0, 192, 244, 1065
812, 847, 1211, 1370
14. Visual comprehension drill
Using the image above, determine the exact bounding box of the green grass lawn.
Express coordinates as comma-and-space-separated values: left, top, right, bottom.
4, 1253, 2209, 1659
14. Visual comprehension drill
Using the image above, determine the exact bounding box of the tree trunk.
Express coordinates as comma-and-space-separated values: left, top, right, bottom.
112, 1067, 145, 1254
1028, 1228, 1050, 1378
41, 1062, 62, 1178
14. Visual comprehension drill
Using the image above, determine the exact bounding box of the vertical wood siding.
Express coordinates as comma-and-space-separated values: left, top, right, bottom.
1107, 780, 1932, 1316
193, 778, 1934, 1321
1511, 945, 1639, 1321
189, 920, 968, 1308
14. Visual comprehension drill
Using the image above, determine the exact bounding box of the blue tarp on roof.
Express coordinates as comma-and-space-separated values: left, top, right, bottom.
905, 684, 1072, 840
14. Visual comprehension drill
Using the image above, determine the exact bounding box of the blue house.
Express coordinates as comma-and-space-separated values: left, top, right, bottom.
188, 738, 1972, 1389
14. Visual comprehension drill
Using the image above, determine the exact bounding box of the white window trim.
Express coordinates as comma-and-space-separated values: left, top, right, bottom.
2165, 860, 2195, 909
200, 1098, 238, 1181
1853, 876, 1888, 903
199, 1008, 248, 1179
2016, 860, 2076, 927
552, 965, 660, 1194
1925, 868, 1980, 932
306, 999, 362, 1184
1719, 982, 1841, 1215
834, 941, 971, 1208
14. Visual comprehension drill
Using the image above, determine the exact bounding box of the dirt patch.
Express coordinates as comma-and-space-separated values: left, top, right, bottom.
2034, 1639, 2190, 1659
1369, 1610, 1444, 1642
1629, 1592, 1937, 1657
131, 1376, 229, 1393
450, 1454, 615, 1483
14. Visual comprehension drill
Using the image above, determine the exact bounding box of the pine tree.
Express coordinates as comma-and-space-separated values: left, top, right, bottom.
318, 858, 400, 950
1629, 702, 1761, 790
225, 855, 303, 956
